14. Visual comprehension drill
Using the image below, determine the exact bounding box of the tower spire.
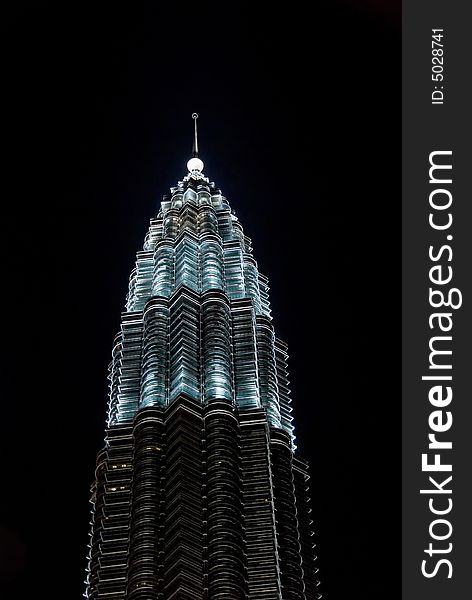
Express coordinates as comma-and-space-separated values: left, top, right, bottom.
187, 113, 204, 174
192, 112, 199, 157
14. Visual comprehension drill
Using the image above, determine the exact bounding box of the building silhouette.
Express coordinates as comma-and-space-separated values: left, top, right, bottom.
85, 116, 321, 599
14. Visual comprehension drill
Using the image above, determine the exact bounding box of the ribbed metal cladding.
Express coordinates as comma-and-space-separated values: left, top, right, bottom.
163, 397, 204, 599
293, 457, 322, 600
85, 160, 322, 598
239, 408, 282, 599
86, 425, 134, 599
256, 315, 282, 429
204, 401, 247, 599
85, 448, 106, 599
270, 428, 305, 599
140, 299, 169, 410
127, 409, 165, 598
201, 292, 233, 403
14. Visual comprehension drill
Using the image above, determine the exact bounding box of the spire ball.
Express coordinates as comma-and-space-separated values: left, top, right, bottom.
187, 157, 204, 172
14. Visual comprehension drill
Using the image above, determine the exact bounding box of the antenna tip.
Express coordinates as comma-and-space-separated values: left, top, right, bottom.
192, 113, 198, 120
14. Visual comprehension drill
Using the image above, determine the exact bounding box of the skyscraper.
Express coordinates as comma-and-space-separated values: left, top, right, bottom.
85, 115, 321, 600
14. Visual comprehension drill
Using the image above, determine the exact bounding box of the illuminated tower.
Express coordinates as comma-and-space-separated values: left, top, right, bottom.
85, 115, 321, 599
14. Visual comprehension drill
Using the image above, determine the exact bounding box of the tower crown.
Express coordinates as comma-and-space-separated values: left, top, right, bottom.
85, 119, 321, 600
113, 116, 296, 446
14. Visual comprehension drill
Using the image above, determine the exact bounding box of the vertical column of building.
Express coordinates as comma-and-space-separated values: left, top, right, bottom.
152, 241, 175, 298
216, 206, 234, 243
204, 401, 247, 599
178, 199, 198, 236
163, 207, 180, 238
107, 332, 122, 426
197, 204, 219, 238
258, 273, 272, 318
174, 234, 199, 293
86, 425, 134, 598
293, 457, 321, 600
198, 202, 223, 292
201, 292, 233, 403
269, 429, 305, 599
140, 299, 169, 409
168, 289, 200, 402
224, 242, 246, 299
143, 216, 164, 251
163, 398, 204, 599
274, 339, 295, 446
239, 408, 282, 599
85, 448, 107, 599
232, 299, 261, 410
200, 235, 224, 292
126, 266, 138, 312
129, 251, 155, 312
256, 316, 282, 429
115, 313, 144, 423
243, 254, 262, 315
127, 408, 165, 599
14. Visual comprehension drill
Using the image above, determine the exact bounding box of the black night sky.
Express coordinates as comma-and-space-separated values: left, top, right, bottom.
2, 2, 400, 598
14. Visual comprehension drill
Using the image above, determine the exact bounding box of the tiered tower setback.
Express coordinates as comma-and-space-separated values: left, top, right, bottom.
85, 116, 321, 599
